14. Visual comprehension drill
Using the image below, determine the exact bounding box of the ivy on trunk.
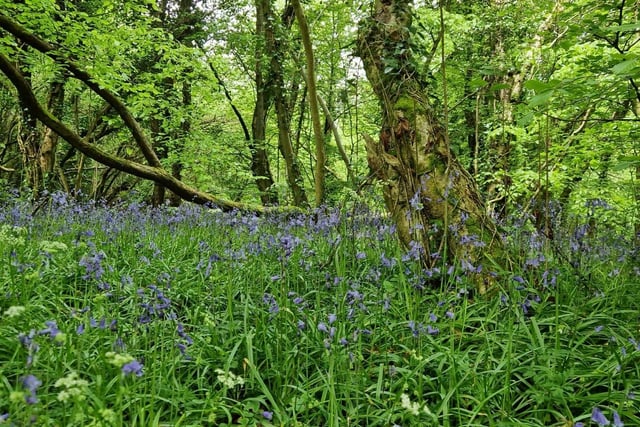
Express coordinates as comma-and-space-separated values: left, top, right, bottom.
357, 0, 507, 291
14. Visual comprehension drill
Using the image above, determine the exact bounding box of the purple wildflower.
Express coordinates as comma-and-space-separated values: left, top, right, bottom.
38, 320, 60, 340
262, 411, 273, 421
408, 320, 420, 337
328, 313, 337, 325
613, 411, 624, 427
318, 322, 329, 333
122, 360, 144, 377
591, 407, 610, 426
22, 374, 41, 404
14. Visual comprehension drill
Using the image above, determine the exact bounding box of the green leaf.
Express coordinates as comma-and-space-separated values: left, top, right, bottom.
528, 90, 554, 107
611, 58, 639, 76
468, 78, 487, 89
603, 23, 640, 33
613, 155, 640, 171
523, 80, 549, 92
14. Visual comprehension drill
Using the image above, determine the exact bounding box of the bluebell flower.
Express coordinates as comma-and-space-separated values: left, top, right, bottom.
38, 320, 60, 340
262, 411, 273, 421
328, 314, 337, 325
318, 322, 329, 333
122, 360, 144, 377
22, 374, 41, 404
408, 321, 419, 337
429, 313, 437, 322
591, 407, 610, 426
613, 411, 624, 427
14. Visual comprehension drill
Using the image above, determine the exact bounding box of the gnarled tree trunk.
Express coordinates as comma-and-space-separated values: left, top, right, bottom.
357, 0, 505, 290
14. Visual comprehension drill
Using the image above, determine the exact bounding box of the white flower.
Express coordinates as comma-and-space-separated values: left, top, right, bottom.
400, 393, 421, 416
215, 369, 244, 388
55, 372, 89, 402
400, 393, 431, 416
3, 306, 25, 318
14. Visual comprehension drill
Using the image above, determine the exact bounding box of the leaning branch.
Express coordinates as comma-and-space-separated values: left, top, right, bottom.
0, 52, 265, 212
0, 14, 161, 168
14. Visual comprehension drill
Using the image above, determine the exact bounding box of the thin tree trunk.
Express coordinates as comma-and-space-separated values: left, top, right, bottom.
292, 0, 325, 206
40, 79, 64, 186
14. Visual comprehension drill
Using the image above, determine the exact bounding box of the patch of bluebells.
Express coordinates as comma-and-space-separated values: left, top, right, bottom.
137, 284, 176, 324
78, 249, 110, 290
262, 293, 279, 318
176, 323, 193, 358
408, 320, 439, 337
18, 330, 40, 367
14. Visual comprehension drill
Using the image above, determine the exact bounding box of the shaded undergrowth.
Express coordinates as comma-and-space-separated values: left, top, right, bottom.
0, 193, 638, 426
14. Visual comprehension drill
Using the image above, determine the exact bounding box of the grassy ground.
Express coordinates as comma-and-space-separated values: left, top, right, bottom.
0, 193, 638, 426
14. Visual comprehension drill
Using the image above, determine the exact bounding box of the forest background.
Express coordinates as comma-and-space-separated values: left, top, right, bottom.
1, 1, 640, 426
0, 0, 638, 233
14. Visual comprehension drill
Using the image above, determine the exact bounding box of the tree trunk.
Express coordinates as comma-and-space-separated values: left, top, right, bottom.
40, 79, 64, 185
357, 0, 504, 290
292, 0, 325, 207
262, 0, 308, 207
251, 0, 279, 205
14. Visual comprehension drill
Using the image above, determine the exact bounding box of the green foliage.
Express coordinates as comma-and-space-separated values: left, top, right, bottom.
0, 197, 639, 425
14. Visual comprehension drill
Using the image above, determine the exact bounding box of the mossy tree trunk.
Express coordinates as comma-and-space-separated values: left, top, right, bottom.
357, 0, 505, 290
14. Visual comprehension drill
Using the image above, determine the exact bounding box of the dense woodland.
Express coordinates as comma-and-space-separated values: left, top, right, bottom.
1, 1, 640, 425
0, 0, 638, 239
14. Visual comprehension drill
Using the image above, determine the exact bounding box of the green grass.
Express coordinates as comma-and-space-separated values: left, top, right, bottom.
0, 197, 638, 426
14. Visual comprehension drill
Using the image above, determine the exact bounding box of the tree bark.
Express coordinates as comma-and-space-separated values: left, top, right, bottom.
357, 0, 504, 291
262, 0, 308, 207
251, 0, 279, 205
292, 0, 325, 207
